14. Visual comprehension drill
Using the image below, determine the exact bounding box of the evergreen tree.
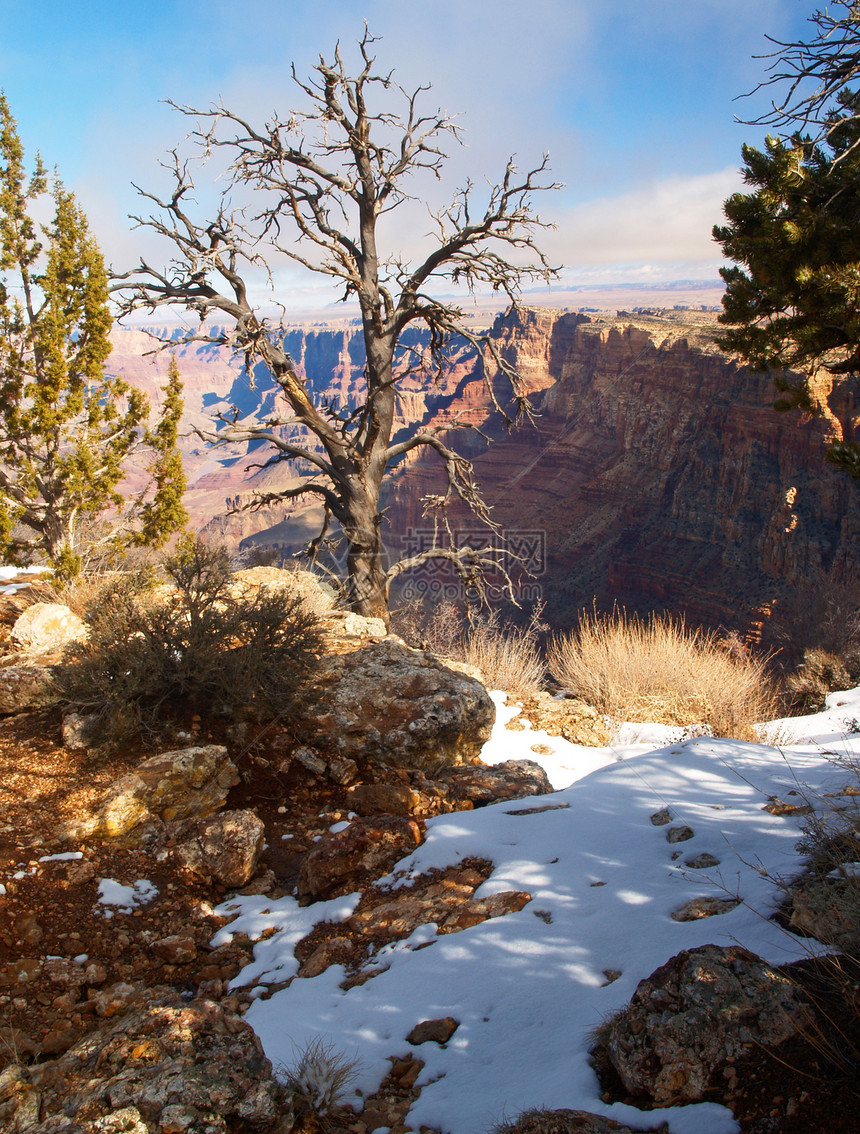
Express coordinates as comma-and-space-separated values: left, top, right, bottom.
715, 5, 860, 480
0, 93, 186, 574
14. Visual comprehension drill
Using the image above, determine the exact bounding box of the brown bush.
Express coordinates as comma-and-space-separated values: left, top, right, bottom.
547, 610, 777, 740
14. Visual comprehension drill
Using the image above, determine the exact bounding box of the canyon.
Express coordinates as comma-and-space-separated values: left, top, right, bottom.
108, 306, 860, 636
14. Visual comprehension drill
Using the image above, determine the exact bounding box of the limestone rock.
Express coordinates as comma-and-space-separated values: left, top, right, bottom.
56, 745, 239, 845
231, 566, 337, 616
435, 760, 552, 807
789, 872, 860, 952
517, 696, 611, 747
0, 662, 60, 714
670, 896, 740, 921
666, 825, 693, 843
169, 809, 265, 888
294, 640, 495, 774
11, 602, 88, 654
61, 709, 101, 750
20, 992, 291, 1133
298, 816, 424, 900
605, 944, 810, 1104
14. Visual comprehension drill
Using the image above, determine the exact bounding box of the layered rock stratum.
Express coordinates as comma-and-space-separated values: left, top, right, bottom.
109, 307, 860, 634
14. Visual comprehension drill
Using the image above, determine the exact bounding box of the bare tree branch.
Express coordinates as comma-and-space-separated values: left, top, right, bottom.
113, 30, 560, 621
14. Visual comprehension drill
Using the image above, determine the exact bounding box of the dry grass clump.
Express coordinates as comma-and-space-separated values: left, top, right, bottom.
463, 615, 546, 698
547, 609, 776, 740
393, 599, 546, 697
784, 647, 857, 716
280, 1036, 360, 1121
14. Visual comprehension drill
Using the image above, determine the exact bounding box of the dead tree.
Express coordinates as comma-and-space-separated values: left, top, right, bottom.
743, 2, 860, 152
113, 31, 559, 623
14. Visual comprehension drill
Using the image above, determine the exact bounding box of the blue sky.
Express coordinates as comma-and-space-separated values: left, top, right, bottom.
0, 0, 815, 303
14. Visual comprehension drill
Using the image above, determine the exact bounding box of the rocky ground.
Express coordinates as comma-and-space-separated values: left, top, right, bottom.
0, 585, 858, 1134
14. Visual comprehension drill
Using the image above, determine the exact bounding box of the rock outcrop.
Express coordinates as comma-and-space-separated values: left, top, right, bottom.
294, 640, 495, 774
167, 809, 266, 888
298, 816, 425, 901
604, 944, 810, 1104
1, 993, 292, 1134
56, 746, 239, 845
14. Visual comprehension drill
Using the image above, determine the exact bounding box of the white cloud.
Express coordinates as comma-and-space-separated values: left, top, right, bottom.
551, 166, 744, 280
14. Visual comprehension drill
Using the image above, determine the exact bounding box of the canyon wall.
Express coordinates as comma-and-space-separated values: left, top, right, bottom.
108, 309, 860, 634
385, 308, 860, 631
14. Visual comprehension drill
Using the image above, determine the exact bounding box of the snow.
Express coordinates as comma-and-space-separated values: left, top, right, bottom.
215, 687, 860, 1134
39, 851, 84, 862
96, 877, 159, 917
0, 563, 50, 593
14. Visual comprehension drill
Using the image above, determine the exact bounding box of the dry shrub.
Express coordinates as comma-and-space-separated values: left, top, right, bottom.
547, 609, 776, 740
280, 1036, 360, 1120
784, 648, 855, 715
391, 597, 466, 659
60, 537, 323, 742
392, 598, 547, 697
463, 607, 547, 698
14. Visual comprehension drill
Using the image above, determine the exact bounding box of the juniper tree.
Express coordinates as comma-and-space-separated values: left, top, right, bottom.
113, 31, 559, 622
715, 4, 860, 478
0, 93, 187, 574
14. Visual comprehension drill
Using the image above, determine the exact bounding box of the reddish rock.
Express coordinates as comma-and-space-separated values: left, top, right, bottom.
169, 809, 265, 888
347, 783, 420, 816
406, 1017, 459, 1045
152, 936, 198, 964
435, 760, 552, 807
298, 816, 424, 900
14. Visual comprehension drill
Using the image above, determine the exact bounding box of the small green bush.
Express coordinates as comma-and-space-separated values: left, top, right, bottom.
60, 537, 323, 741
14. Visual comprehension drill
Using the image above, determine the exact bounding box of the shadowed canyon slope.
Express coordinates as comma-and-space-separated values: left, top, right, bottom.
110, 309, 859, 633
387, 308, 860, 630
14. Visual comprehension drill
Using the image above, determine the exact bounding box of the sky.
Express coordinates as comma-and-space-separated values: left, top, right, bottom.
0, 0, 819, 308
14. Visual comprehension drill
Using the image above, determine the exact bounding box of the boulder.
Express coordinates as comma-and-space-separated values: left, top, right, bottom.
435, 760, 552, 806
10, 602, 88, 654
169, 809, 266, 887
517, 696, 612, 747
346, 783, 420, 816
12, 992, 292, 1133
231, 566, 337, 616
605, 944, 810, 1104
406, 1017, 459, 1045
56, 745, 239, 845
294, 640, 495, 774
298, 816, 424, 900
0, 662, 60, 714
789, 871, 860, 953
